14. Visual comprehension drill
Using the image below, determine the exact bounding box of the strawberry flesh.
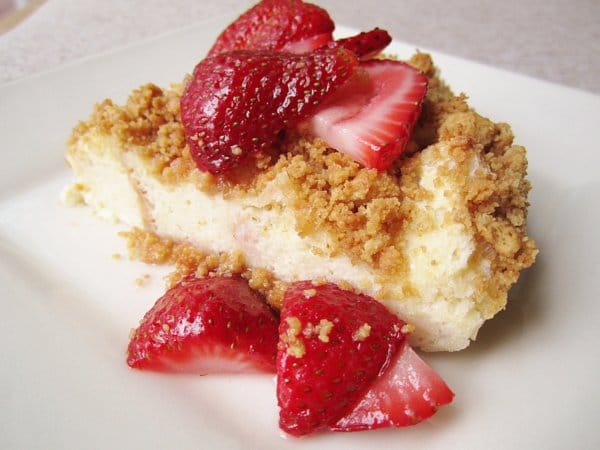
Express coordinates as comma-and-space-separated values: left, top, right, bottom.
307, 59, 428, 171
333, 342, 454, 430
207, 0, 334, 57
333, 28, 392, 60
127, 275, 279, 374
180, 48, 359, 174
277, 281, 408, 436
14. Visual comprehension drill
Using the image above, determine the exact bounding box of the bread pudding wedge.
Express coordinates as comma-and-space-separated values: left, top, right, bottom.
65, 48, 537, 352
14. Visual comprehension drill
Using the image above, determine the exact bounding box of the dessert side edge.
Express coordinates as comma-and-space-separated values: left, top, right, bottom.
61, 0, 537, 437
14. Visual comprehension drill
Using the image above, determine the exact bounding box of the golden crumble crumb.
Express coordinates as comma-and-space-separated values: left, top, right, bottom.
302, 318, 334, 343
352, 323, 372, 342
316, 319, 334, 343
310, 278, 328, 287
112, 253, 122, 260
282, 317, 305, 358
119, 227, 291, 308
61, 182, 88, 206
303, 288, 317, 299
135, 274, 150, 287
401, 323, 416, 334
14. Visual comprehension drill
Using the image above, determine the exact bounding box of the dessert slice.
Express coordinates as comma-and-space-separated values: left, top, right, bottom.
64, 48, 536, 351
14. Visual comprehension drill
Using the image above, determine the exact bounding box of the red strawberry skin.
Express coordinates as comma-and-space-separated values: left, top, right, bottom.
334, 28, 392, 60
277, 281, 408, 436
333, 342, 454, 430
127, 275, 279, 374
308, 59, 428, 171
180, 48, 358, 174
207, 0, 334, 57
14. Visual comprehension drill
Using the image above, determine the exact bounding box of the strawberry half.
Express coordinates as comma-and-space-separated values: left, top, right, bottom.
277, 281, 408, 436
127, 275, 279, 374
307, 59, 428, 171
333, 342, 454, 430
333, 28, 392, 60
207, 0, 334, 57
180, 48, 358, 173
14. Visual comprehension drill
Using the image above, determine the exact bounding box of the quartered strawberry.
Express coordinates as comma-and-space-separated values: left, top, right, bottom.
180, 47, 359, 174
207, 0, 334, 57
333, 28, 392, 60
333, 342, 454, 430
307, 59, 428, 171
127, 275, 279, 374
276, 281, 408, 436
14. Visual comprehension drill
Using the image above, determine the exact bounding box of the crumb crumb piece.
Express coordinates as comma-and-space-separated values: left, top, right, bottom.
302, 288, 317, 299
282, 317, 305, 358
302, 319, 334, 343
401, 323, 416, 334
120, 228, 291, 309
352, 323, 372, 342
316, 319, 333, 343
135, 273, 150, 287
112, 253, 122, 260
61, 182, 88, 206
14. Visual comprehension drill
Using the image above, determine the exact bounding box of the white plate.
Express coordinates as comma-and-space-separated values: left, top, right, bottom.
1, 14, 600, 450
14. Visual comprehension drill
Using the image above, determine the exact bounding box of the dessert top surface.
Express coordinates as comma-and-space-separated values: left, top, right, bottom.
1, 0, 598, 96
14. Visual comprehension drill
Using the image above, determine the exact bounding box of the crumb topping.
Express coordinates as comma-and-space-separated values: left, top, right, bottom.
281, 317, 306, 358
401, 323, 416, 334
302, 319, 334, 343
352, 323, 372, 342
303, 288, 317, 299
120, 227, 288, 308
135, 274, 150, 287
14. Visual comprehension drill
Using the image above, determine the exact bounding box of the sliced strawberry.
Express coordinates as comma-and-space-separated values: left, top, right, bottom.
180, 48, 358, 173
127, 275, 279, 374
333, 28, 392, 60
277, 281, 408, 436
307, 59, 428, 171
207, 0, 334, 57
333, 342, 454, 430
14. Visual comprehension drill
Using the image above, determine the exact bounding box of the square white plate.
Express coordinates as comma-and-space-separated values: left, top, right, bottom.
1, 14, 600, 450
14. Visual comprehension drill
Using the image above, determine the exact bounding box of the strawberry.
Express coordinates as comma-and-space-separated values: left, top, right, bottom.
207, 0, 334, 57
333, 28, 392, 60
127, 275, 279, 374
333, 342, 454, 430
276, 281, 408, 436
180, 48, 358, 173
307, 59, 428, 171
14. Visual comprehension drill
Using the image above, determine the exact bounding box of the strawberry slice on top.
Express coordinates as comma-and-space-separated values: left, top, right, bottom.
127, 275, 279, 374
276, 281, 453, 436
308, 59, 428, 171
207, 0, 335, 57
180, 47, 358, 174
